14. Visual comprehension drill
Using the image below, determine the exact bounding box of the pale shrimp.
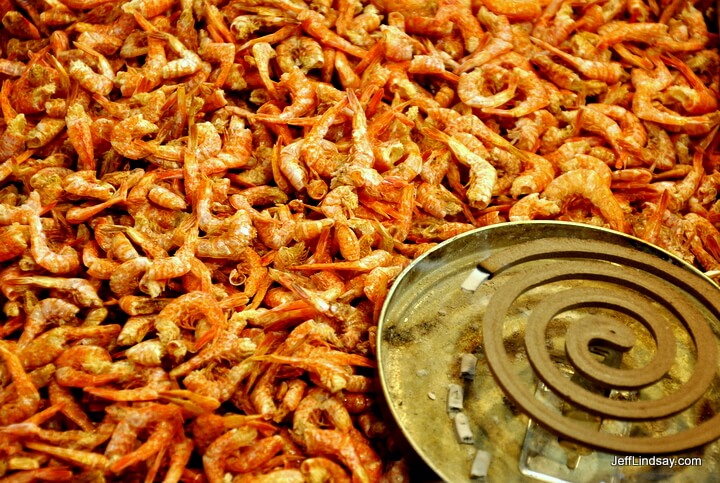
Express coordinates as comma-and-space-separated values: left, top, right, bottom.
25, 118, 65, 149
0, 341, 40, 425
595, 21, 669, 49
63, 170, 115, 200
225, 434, 288, 473
148, 183, 187, 210
301, 457, 352, 482
585, 104, 648, 151
196, 209, 257, 258
346, 89, 378, 174
667, 148, 705, 211
631, 57, 717, 132
146, 28, 203, 79
0, 114, 27, 162
25, 191, 80, 274
169, 330, 256, 378
110, 114, 159, 159
24, 441, 110, 471
532, 0, 578, 47
103, 403, 183, 473
483, 67, 550, 117
293, 388, 382, 483
18, 325, 120, 372
276, 35, 325, 74
0, 467, 74, 483
0, 224, 28, 263
139, 218, 199, 296
65, 170, 140, 224
384, 137, 423, 182
300, 94, 348, 178
530, 36, 626, 84
109, 416, 181, 474
155, 291, 226, 355
54, 346, 123, 388
657, 2, 709, 52
118, 294, 173, 316
416, 182, 463, 219
456, 7, 513, 74
458, 65, 518, 109
278, 67, 318, 119
297, 9, 367, 59
424, 127, 497, 210
661, 53, 718, 115
542, 169, 630, 233
203, 427, 259, 483
67, 59, 113, 96
109, 256, 151, 296
279, 140, 309, 192
508, 192, 561, 221
18, 298, 80, 348
6, 274, 103, 308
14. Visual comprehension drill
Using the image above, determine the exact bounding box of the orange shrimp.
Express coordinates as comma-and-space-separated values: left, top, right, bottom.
25, 191, 80, 274
155, 291, 227, 354
542, 169, 630, 233
298, 9, 367, 59
424, 127, 497, 209
0, 341, 41, 425
631, 57, 717, 132
18, 298, 80, 348
203, 427, 259, 483
530, 36, 626, 84
458, 64, 518, 109
661, 53, 719, 115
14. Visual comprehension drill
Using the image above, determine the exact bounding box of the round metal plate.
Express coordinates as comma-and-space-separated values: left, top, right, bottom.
377, 221, 720, 482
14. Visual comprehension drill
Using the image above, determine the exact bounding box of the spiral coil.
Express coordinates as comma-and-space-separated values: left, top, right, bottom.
480, 238, 720, 454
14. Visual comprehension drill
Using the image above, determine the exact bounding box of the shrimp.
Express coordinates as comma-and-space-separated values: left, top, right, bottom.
0, 341, 40, 425
300, 94, 348, 178
0, 114, 27, 162
139, 219, 198, 296
542, 169, 630, 233
530, 36, 626, 84
203, 427, 259, 483
0, 224, 27, 264
508, 192, 561, 221
293, 388, 382, 483
481, 66, 548, 118
276, 35, 325, 74
424, 127, 497, 209
110, 114, 159, 159
631, 57, 717, 132
154, 291, 226, 355
54, 346, 123, 387
661, 53, 719, 115
18, 298, 80, 348
18, 325, 120, 371
146, 28, 203, 79
278, 67, 317, 119
297, 9, 367, 59
65, 103, 95, 171
68, 59, 113, 96
595, 21, 669, 49
458, 65, 518, 109
23, 442, 110, 471
5, 275, 103, 307
63, 171, 115, 200
25, 191, 80, 274
279, 140, 310, 192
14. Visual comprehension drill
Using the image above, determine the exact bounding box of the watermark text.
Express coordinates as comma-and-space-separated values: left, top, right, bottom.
611, 456, 702, 469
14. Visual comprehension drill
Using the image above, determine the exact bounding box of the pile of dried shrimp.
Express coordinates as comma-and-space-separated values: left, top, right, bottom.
1, 0, 720, 480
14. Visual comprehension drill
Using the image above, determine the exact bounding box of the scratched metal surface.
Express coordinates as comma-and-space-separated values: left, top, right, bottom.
377, 221, 720, 482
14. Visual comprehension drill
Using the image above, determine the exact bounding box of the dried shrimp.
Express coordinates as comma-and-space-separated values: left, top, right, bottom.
0, 0, 720, 481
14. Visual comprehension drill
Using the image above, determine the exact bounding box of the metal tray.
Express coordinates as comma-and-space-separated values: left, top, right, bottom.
377, 221, 720, 482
